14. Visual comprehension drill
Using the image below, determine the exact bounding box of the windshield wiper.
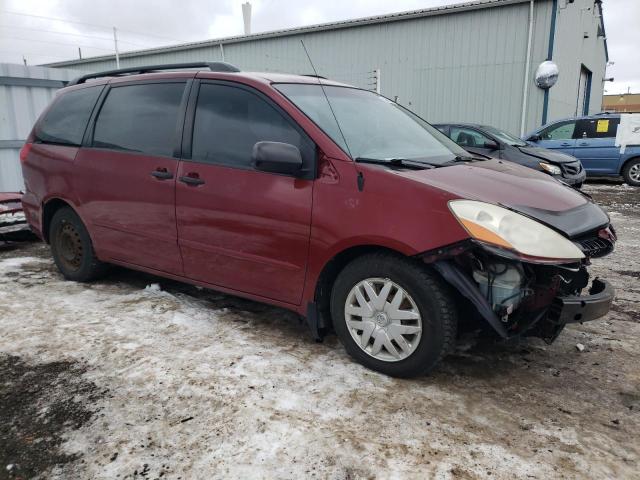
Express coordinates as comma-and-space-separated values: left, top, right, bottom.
447, 154, 488, 163
355, 157, 437, 169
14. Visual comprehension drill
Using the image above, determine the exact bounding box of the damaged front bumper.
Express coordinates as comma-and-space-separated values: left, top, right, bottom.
548, 278, 614, 325
425, 234, 616, 343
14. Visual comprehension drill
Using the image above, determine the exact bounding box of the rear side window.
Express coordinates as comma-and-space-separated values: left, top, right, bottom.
191, 83, 314, 169
36, 86, 102, 146
540, 121, 576, 140
575, 118, 620, 139
93, 83, 185, 157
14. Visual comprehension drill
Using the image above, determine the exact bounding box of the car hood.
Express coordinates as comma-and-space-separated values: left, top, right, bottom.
397, 159, 608, 237
517, 146, 578, 164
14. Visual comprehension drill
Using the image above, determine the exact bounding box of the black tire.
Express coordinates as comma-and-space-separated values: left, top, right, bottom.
49, 207, 107, 282
622, 158, 640, 187
330, 252, 457, 377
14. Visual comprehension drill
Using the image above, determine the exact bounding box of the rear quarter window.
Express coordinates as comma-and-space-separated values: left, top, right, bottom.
35, 85, 103, 146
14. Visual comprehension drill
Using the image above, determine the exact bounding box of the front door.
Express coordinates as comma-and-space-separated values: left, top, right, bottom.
176, 81, 315, 305
533, 120, 577, 155
75, 81, 188, 275
572, 117, 621, 174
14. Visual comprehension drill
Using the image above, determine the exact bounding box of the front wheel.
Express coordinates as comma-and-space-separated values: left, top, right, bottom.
330, 253, 458, 377
622, 158, 640, 186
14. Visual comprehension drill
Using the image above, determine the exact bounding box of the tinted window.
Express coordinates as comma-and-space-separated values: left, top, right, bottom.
575, 118, 620, 139
540, 121, 576, 140
93, 83, 185, 156
36, 86, 103, 146
192, 84, 313, 169
450, 127, 492, 148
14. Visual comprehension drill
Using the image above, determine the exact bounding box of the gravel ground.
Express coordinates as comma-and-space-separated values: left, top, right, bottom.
0, 182, 638, 480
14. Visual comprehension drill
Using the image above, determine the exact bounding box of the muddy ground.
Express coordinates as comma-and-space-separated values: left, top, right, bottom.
0, 182, 638, 480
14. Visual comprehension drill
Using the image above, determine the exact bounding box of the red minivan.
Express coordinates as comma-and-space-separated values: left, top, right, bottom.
20, 63, 616, 377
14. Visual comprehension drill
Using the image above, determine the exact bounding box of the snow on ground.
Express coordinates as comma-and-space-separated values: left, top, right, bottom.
0, 182, 639, 479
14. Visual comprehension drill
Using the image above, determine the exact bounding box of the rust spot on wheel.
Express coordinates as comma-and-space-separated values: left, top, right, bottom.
55, 220, 83, 272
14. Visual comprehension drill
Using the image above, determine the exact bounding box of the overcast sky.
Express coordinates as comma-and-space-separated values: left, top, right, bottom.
0, 0, 637, 94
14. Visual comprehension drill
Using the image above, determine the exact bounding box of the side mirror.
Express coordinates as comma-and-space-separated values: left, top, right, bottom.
252, 141, 303, 176
483, 140, 499, 150
528, 134, 541, 142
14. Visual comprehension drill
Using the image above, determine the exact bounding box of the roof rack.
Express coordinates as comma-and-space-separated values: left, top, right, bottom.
68, 62, 240, 86
302, 74, 327, 79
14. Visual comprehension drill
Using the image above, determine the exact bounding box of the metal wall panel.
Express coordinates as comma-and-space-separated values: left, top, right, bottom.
0, 64, 79, 191
50, 2, 536, 133
42, 0, 607, 137
546, 0, 608, 123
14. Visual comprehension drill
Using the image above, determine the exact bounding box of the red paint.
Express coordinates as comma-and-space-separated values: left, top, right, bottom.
175, 161, 313, 304
20, 70, 603, 317
73, 149, 183, 275
0, 193, 23, 215
19, 143, 32, 163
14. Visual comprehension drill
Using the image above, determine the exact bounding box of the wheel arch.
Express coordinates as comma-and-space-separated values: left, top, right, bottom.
620, 155, 640, 175
41, 197, 76, 243
311, 244, 414, 329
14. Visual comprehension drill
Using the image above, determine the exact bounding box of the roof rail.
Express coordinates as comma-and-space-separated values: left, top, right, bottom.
302, 74, 327, 80
68, 62, 240, 86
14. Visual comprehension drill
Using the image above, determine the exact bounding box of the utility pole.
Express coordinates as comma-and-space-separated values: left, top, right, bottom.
22, 56, 27, 66
78, 47, 82, 60
113, 26, 120, 69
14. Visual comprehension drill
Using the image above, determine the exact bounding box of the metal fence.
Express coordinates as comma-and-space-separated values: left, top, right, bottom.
0, 63, 78, 191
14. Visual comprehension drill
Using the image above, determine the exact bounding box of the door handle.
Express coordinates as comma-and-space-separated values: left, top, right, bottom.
179, 174, 205, 186
151, 168, 174, 180
578, 142, 589, 146
561, 142, 572, 146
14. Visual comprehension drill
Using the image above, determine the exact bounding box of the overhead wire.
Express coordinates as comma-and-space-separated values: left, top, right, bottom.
1, 10, 189, 43
0, 24, 155, 48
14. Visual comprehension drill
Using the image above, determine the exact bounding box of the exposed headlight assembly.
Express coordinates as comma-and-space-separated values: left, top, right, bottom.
539, 162, 562, 175
449, 200, 584, 262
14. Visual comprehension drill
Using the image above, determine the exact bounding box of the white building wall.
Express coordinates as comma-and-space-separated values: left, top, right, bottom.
0, 64, 79, 191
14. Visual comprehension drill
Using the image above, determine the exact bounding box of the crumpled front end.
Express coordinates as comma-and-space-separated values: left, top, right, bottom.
422, 224, 616, 343
0, 192, 31, 246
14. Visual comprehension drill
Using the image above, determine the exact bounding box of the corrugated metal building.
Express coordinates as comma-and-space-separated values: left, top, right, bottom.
0, 64, 79, 191
45, 0, 607, 136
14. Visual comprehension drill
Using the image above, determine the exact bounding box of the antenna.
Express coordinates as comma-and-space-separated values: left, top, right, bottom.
300, 40, 353, 159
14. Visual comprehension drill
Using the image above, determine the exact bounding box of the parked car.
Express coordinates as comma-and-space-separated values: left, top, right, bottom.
435, 123, 586, 188
525, 113, 640, 186
20, 63, 616, 377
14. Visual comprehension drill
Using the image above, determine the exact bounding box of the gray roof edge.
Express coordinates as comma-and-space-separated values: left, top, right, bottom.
43, 0, 532, 68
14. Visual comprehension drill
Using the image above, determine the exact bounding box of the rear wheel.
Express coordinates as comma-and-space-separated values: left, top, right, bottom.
331, 253, 457, 377
622, 158, 640, 186
50, 207, 107, 282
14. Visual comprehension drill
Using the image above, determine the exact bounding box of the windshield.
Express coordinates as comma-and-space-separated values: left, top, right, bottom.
275, 84, 467, 164
482, 125, 528, 147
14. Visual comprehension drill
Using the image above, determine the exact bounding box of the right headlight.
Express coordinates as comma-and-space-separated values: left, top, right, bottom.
449, 200, 585, 262
539, 162, 562, 175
